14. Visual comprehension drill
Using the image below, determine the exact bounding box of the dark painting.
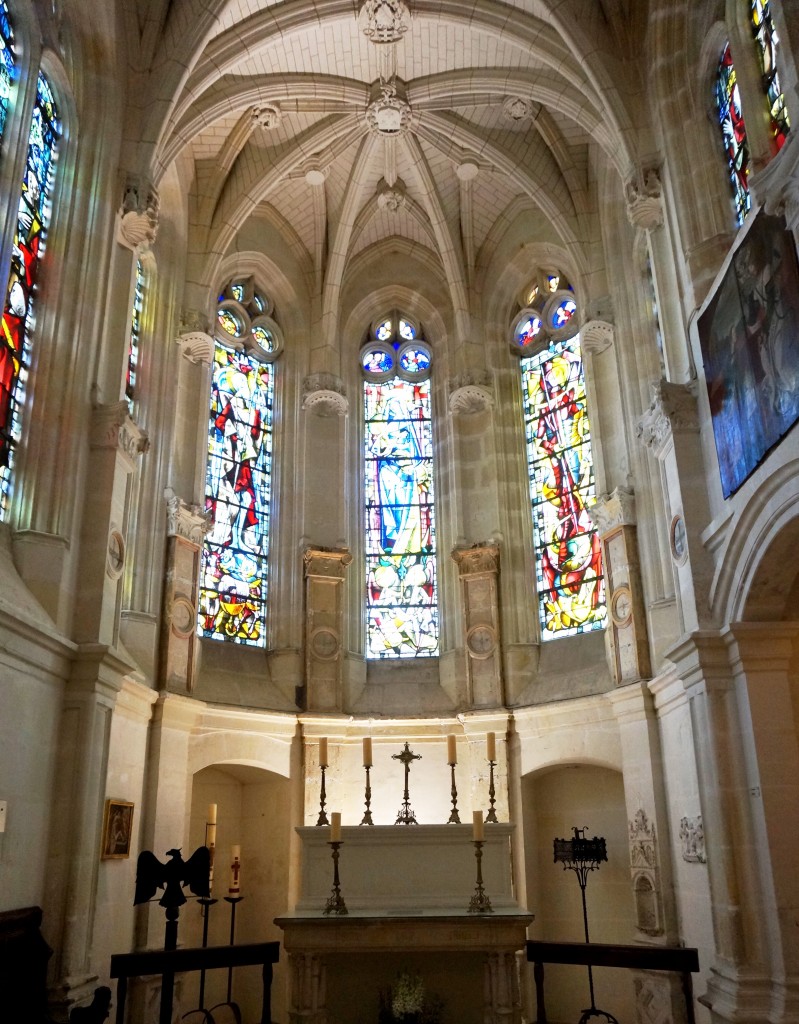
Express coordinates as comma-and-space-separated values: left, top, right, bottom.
699, 213, 799, 498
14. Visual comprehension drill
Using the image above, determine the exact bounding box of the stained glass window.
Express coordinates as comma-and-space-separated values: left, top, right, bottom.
750, 0, 790, 150
363, 314, 438, 658
126, 259, 144, 411
198, 281, 280, 647
0, 2, 15, 144
522, 336, 605, 639
0, 73, 61, 521
715, 42, 751, 225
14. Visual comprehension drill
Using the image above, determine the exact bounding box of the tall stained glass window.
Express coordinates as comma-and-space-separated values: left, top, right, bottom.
362, 313, 438, 658
126, 258, 144, 411
513, 272, 605, 640
197, 280, 282, 646
715, 42, 751, 225
750, 0, 790, 150
0, 2, 15, 144
0, 73, 61, 520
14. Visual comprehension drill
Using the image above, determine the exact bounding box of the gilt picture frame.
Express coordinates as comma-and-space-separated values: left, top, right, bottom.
101, 799, 134, 860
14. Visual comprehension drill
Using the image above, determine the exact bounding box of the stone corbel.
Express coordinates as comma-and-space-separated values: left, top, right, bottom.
164, 488, 210, 547
302, 373, 348, 417
90, 401, 149, 467
116, 174, 160, 251
448, 370, 494, 415
625, 168, 664, 231
581, 318, 614, 356
177, 308, 214, 365
636, 380, 698, 461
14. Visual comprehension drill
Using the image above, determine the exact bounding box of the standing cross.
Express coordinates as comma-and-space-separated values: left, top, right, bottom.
392, 742, 422, 824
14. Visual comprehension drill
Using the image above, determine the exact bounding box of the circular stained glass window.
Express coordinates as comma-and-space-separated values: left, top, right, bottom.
362, 347, 394, 374
375, 318, 393, 342
515, 314, 543, 348
218, 308, 243, 337
399, 347, 430, 373
552, 298, 577, 329
252, 324, 276, 351
398, 319, 416, 341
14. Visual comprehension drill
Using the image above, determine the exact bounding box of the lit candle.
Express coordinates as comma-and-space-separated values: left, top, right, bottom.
447, 734, 457, 764
229, 845, 241, 895
363, 737, 373, 767
486, 732, 496, 762
330, 812, 341, 842
319, 737, 328, 767
473, 810, 484, 842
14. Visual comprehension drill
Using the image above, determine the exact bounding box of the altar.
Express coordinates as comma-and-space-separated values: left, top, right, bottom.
276, 825, 533, 1024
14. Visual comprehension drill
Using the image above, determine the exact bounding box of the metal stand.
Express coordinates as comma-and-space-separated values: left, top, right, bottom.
316, 764, 329, 826
446, 762, 461, 823
223, 896, 244, 1003
360, 764, 374, 825
196, 898, 218, 1011
467, 841, 493, 913
323, 842, 348, 915
393, 742, 421, 824
485, 759, 498, 823
554, 827, 618, 1024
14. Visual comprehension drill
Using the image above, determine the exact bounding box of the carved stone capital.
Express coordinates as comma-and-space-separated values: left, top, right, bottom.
625, 168, 664, 231
302, 373, 348, 416
90, 402, 149, 461
359, 0, 410, 44
303, 546, 353, 580
116, 174, 160, 251
589, 487, 636, 537
448, 371, 494, 415
751, 130, 799, 231
164, 489, 210, 546
637, 380, 698, 458
581, 318, 614, 355
452, 542, 500, 576
177, 331, 214, 365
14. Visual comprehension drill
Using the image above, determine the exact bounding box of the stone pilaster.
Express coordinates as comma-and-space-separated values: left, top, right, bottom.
303, 548, 352, 711
589, 488, 651, 685
159, 491, 209, 694
287, 952, 327, 1024
451, 543, 503, 708
484, 950, 523, 1024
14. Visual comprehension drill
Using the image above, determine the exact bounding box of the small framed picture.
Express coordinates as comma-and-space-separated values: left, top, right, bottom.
101, 799, 134, 859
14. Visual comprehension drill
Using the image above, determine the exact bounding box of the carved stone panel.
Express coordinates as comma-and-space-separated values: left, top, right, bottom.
304, 547, 352, 711
679, 815, 706, 863
160, 494, 208, 693
628, 809, 664, 937
452, 543, 503, 708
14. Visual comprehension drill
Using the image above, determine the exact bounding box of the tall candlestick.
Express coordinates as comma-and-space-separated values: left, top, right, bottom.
363, 737, 373, 767
486, 732, 496, 762
330, 811, 341, 843
319, 737, 328, 767
473, 810, 484, 841
447, 734, 457, 764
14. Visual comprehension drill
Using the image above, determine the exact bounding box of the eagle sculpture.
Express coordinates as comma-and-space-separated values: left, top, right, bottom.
134, 847, 211, 908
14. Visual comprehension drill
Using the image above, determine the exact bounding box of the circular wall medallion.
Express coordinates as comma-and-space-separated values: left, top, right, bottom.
106, 530, 126, 580
311, 628, 339, 660
466, 624, 496, 659
670, 513, 687, 564
171, 596, 196, 638
610, 586, 633, 628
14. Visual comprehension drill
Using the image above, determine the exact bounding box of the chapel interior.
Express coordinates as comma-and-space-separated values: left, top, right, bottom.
2, 1, 799, 1023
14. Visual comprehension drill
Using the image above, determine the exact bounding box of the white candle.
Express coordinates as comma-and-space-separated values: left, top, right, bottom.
363, 737, 373, 767
486, 732, 496, 762
447, 734, 457, 764
330, 812, 341, 842
207, 803, 217, 825
319, 737, 328, 767
206, 823, 217, 848
229, 845, 241, 894
473, 810, 484, 842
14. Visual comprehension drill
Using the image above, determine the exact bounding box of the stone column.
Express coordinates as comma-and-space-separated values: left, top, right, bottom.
590, 488, 651, 686
484, 950, 522, 1024
160, 492, 208, 694
303, 548, 352, 712
288, 952, 328, 1024
451, 543, 503, 708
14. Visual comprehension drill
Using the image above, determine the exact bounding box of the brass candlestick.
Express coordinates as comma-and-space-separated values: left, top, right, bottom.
468, 841, 493, 913
323, 842, 348, 915
446, 762, 461, 823
316, 763, 329, 826
360, 764, 374, 825
486, 759, 498, 823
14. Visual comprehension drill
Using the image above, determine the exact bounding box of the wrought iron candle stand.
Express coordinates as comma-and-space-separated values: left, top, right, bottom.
222, 896, 245, 1006
323, 842, 348, 915
393, 742, 422, 824
553, 827, 618, 1024
316, 762, 329, 826
467, 841, 493, 913
446, 760, 461, 823
485, 760, 498, 823
196, 896, 218, 1012
360, 763, 374, 825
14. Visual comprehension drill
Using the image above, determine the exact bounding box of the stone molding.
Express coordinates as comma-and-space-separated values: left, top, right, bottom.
116, 174, 160, 251
751, 130, 799, 231
581, 318, 614, 355
177, 331, 215, 365
164, 489, 210, 546
303, 546, 353, 580
448, 371, 494, 415
302, 373, 348, 416
679, 814, 706, 863
589, 487, 636, 536
90, 401, 149, 461
359, 0, 410, 44
625, 168, 664, 231
452, 542, 500, 577
637, 380, 698, 458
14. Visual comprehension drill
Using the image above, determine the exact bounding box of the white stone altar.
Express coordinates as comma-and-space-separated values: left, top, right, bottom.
276, 825, 533, 1024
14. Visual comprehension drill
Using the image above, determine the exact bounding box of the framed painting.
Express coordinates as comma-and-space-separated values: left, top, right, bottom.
698, 212, 799, 498
101, 799, 134, 860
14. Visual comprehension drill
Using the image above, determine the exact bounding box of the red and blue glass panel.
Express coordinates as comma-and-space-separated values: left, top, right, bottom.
715, 43, 751, 225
